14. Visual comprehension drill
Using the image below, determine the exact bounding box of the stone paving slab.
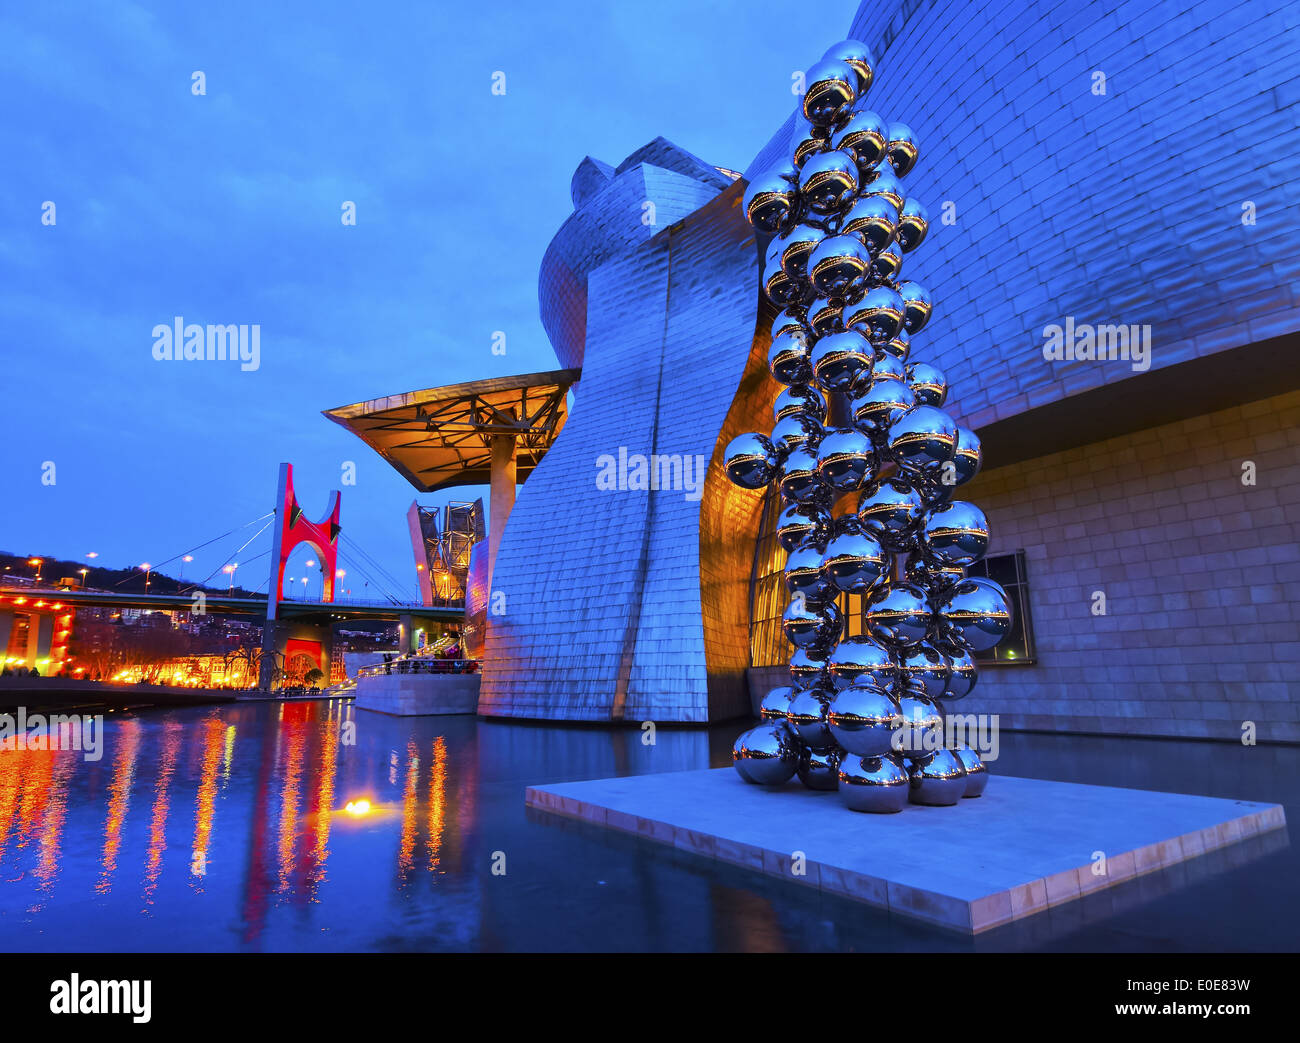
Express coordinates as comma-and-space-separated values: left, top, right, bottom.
525, 767, 1287, 933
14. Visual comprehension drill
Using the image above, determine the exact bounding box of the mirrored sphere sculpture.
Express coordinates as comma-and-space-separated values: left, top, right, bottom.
760, 686, 794, 721
724, 432, 778, 489
939, 577, 1013, 652
828, 683, 901, 757
787, 686, 836, 749
907, 749, 967, 806
838, 753, 909, 813
797, 745, 842, 790
953, 744, 988, 797
733, 723, 800, 786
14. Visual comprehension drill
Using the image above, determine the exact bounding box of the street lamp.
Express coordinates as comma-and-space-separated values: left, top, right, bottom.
336, 569, 346, 601
28, 558, 43, 581
305, 559, 317, 599
224, 563, 238, 593
78, 567, 89, 588
180, 554, 193, 584
139, 562, 151, 592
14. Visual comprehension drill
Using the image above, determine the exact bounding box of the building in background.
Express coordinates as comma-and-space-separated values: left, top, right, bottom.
330, 0, 1300, 738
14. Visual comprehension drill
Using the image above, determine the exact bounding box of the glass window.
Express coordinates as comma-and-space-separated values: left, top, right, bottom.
965, 550, 1036, 665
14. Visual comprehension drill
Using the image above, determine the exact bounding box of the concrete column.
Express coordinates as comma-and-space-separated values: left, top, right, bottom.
488, 435, 517, 593
26, 613, 53, 672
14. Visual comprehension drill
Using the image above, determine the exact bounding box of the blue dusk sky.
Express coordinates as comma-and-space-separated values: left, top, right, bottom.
0, 0, 857, 597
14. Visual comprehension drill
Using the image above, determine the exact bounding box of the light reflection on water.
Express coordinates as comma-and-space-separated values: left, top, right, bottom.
0, 700, 1296, 952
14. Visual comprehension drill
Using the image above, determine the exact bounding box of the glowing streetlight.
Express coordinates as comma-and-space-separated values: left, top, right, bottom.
223, 563, 238, 593
78, 567, 89, 588
28, 558, 43, 581
139, 562, 151, 592
179, 554, 193, 584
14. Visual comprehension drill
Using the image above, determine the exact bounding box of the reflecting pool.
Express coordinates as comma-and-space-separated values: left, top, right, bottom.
0, 700, 1295, 951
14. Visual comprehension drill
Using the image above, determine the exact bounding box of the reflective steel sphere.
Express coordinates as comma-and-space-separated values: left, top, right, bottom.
759, 685, 794, 721
869, 353, 908, 385
810, 328, 872, 392
908, 749, 968, 806
886, 122, 919, 177
881, 328, 910, 362
870, 242, 904, 282
809, 234, 870, 298
953, 744, 989, 797
943, 649, 977, 700
776, 500, 830, 552
844, 285, 904, 344
773, 383, 826, 424
771, 306, 809, 342
861, 164, 905, 211
783, 596, 842, 649
764, 261, 808, 308
894, 694, 944, 758
838, 753, 909, 813
831, 108, 889, 178
902, 550, 965, 596
938, 577, 1013, 652
770, 410, 823, 456
806, 296, 843, 336
906, 362, 947, 407
797, 745, 841, 790
820, 524, 887, 592
951, 426, 983, 487
857, 476, 925, 550
724, 432, 778, 489
887, 405, 958, 475
864, 581, 932, 646
815, 426, 876, 490
777, 446, 823, 504
920, 500, 990, 567
896, 197, 929, 252
852, 378, 916, 443
784, 539, 833, 606
789, 646, 829, 689
790, 117, 830, 171
802, 58, 857, 127
798, 149, 858, 214
899, 643, 951, 700
768, 330, 812, 386
839, 193, 898, 256
897, 280, 933, 333
787, 685, 835, 748
777, 224, 824, 281
822, 39, 874, 96
828, 683, 901, 757
827, 637, 897, 690
743, 169, 798, 234
733, 723, 799, 786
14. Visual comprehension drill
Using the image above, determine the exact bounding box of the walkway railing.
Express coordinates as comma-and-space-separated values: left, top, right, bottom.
357, 659, 479, 677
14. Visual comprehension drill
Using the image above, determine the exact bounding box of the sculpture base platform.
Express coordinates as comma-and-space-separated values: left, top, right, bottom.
353, 673, 479, 716
525, 767, 1286, 934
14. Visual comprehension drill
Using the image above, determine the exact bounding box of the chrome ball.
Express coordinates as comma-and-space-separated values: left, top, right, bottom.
733, 723, 799, 786
802, 58, 857, 127
908, 749, 968, 806
782, 596, 842, 650
784, 539, 833, 606
895, 694, 944, 759
902, 550, 965, 596
897, 280, 933, 333
864, 581, 932, 647
809, 234, 870, 298
906, 362, 947, 407
777, 446, 824, 504
743, 169, 798, 234
810, 328, 872, 392
770, 410, 823, 457
775, 500, 830, 552
822, 39, 874, 96
951, 427, 983, 488
954, 744, 989, 797
789, 646, 829, 689
886, 122, 919, 177
870, 242, 904, 283
831, 108, 889, 178
827, 637, 897, 690
857, 476, 925, 550
773, 383, 826, 424
820, 525, 888, 593
771, 306, 809, 342
868, 353, 907, 386
920, 500, 990, 567
759, 685, 794, 721
768, 330, 812, 386
887, 405, 958, 476
838, 753, 909, 813
852, 378, 916, 443
861, 164, 905, 211
943, 649, 977, 700
839, 193, 898, 256
777, 223, 824, 280
844, 285, 904, 344
881, 328, 910, 362
764, 263, 808, 308
815, 426, 876, 491
790, 117, 830, 171
828, 683, 901, 757
724, 432, 778, 489
797, 745, 841, 790
806, 297, 843, 337
787, 685, 835, 748
896, 198, 929, 252
798, 149, 858, 214
938, 577, 1013, 653
898, 643, 951, 700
